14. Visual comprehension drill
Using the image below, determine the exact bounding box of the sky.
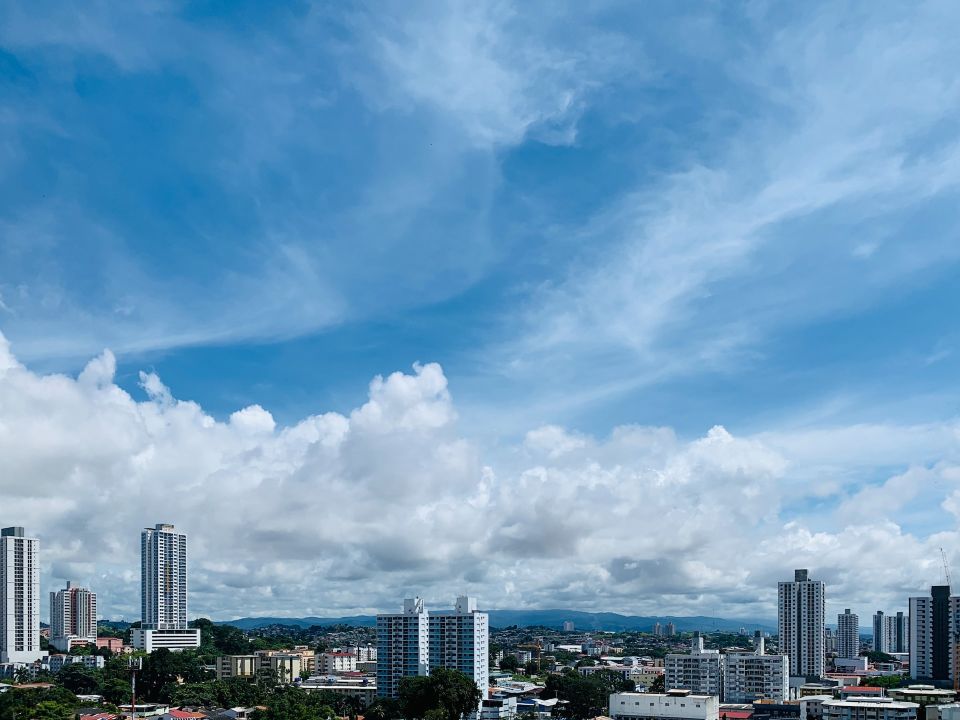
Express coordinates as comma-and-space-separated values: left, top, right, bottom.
1, 1, 960, 625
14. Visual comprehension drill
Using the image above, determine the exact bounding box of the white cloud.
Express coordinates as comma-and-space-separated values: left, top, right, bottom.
344, 2, 634, 148
2, 334, 958, 622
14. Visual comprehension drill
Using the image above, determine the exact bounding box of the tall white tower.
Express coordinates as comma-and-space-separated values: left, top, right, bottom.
132, 523, 200, 652
0, 527, 44, 664
376, 597, 430, 699
778, 569, 825, 679
837, 609, 859, 659
429, 596, 490, 700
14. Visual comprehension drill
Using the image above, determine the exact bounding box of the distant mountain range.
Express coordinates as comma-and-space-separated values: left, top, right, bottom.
216, 609, 776, 633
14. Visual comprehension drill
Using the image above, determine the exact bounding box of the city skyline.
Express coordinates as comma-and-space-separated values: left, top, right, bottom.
3, 2, 960, 625
0, 522, 920, 629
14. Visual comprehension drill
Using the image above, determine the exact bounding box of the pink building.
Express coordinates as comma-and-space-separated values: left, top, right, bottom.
96, 637, 123, 652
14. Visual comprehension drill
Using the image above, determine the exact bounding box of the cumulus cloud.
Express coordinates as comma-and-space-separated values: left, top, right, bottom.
2, 334, 959, 622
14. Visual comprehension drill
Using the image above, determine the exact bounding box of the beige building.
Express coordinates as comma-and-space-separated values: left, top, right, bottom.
321, 651, 358, 673
216, 651, 302, 684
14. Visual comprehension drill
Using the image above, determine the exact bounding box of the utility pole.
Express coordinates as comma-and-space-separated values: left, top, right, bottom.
128, 657, 142, 719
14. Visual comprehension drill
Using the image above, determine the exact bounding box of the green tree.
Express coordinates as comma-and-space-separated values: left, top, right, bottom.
543, 670, 635, 720
398, 668, 482, 720
57, 663, 103, 695
499, 655, 519, 672
366, 697, 401, 720
649, 674, 665, 693
250, 686, 336, 720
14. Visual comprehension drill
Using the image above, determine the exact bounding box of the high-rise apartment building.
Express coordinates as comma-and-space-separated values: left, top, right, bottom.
429, 596, 489, 699
666, 622, 677, 637
885, 612, 908, 654
376, 597, 488, 701
50, 582, 97, 652
723, 633, 789, 703
653, 622, 663, 637
0, 527, 44, 664
377, 597, 430, 699
909, 586, 960, 681
838, 609, 859, 659
873, 611, 888, 653
131, 523, 200, 652
665, 634, 722, 696
778, 569, 825, 679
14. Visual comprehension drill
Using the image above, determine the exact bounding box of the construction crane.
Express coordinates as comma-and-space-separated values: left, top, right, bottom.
943, 548, 960, 694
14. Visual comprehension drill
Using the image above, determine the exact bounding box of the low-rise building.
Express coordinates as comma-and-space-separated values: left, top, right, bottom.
96, 638, 124, 653
610, 691, 720, 720
482, 696, 518, 720
45, 654, 105, 674
216, 652, 302, 683
887, 687, 956, 712
300, 679, 377, 706
822, 697, 918, 720
320, 651, 357, 673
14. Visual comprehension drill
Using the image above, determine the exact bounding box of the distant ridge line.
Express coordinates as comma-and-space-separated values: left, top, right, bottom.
215, 609, 776, 632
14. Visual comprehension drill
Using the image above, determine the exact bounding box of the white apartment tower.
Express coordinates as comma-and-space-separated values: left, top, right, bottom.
723, 632, 790, 703
376, 596, 489, 701
778, 569, 825, 679
0, 527, 44, 664
429, 596, 489, 700
50, 582, 98, 651
377, 597, 430, 699
665, 634, 722, 696
838, 609, 859, 660
131, 523, 200, 652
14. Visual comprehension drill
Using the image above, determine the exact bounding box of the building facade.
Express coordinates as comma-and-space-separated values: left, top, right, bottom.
909, 587, 960, 682
665, 635, 722, 697
428, 596, 489, 700
885, 612, 908, 654
376, 597, 430, 699
874, 612, 888, 653
50, 582, 98, 652
838, 610, 859, 660
722, 634, 789, 703
320, 651, 358, 673
821, 697, 918, 720
0, 527, 43, 664
132, 523, 200, 651
376, 596, 488, 701
778, 569, 825, 679
609, 691, 719, 720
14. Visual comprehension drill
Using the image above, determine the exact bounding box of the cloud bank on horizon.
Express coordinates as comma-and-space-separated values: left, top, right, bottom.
2, 1, 960, 622
1, 334, 959, 623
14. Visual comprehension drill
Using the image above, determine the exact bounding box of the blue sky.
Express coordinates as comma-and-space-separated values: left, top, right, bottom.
2, 1, 960, 621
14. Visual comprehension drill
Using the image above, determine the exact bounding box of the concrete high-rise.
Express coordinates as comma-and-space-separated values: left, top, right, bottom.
50, 582, 98, 652
888, 612, 908, 654
377, 597, 430, 699
0, 527, 44, 664
428, 596, 489, 700
131, 523, 200, 652
665, 634, 722, 696
909, 586, 959, 681
723, 632, 790, 703
873, 611, 888, 653
838, 609, 859, 660
778, 569, 825, 679
376, 597, 489, 701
